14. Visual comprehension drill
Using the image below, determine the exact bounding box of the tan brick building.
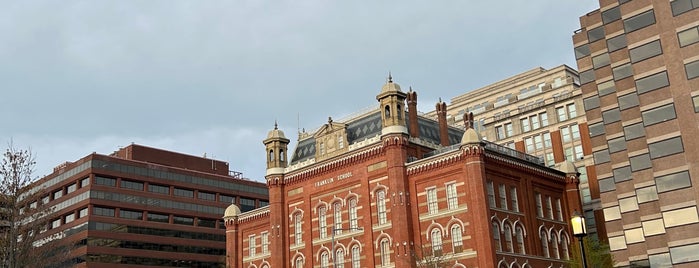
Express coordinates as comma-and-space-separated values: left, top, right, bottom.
573, 0, 699, 266
224, 77, 584, 268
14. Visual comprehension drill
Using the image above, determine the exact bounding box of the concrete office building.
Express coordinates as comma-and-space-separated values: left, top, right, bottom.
430, 65, 606, 241
224, 76, 584, 268
32, 144, 268, 267
573, 0, 699, 266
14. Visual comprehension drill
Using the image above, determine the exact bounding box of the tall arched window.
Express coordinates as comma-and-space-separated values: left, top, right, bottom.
269, 150, 274, 161
334, 202, 342, 235
431, 228, 443, 256
397, 105, 402, 119
336, 248, 345, 268
550, 233, 560, 259
295, 257, 303, 268
294, 213, 303, 245
451, 225, 463, 253
492, 222, 501, 251
348, 198, 358, 229
377, 190, 387, 225
540, 230, 549, 258
280, 149, 284, 161
561, 234, 570, 260
351, 245, 360, 268
504, 224, 513, 253
320, 251, 329, 268
319, 206, 327, 239
515, 225, 526, 254
380, 238, 390, 266
384, 105, 391, 117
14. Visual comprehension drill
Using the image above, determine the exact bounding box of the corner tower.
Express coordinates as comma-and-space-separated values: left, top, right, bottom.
376, 73, 408, 135
262, 122, 289, 268
263, 122, 290, 175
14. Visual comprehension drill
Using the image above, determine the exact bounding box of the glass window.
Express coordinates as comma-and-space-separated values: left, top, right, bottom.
380, 239, 390, 266
147, 212, 169, 223
121, 180, 143, 191
510, 187, 519, 212
198, 191, 216, 201
318, 206, 327, 238
649, 137, 684, 159
148, 184, 169, 194
630, 40, 662, 63
678, 26, 699, 47
575, 44, 590, 59
93, 206, 115, 217
643, 104, 676, 126
636, 186, 658, 203
671, 0, 699, 16
593, 53, 611, 68
625, 228, 645, 244
495, 125, 506, 140
613, 166, 632, 182
598, 80, 616, 96
602, 108, 621, 124
609, 235, 627, 251
594, 149, 611, 164
294, 213, 302, 245
377, 190, 387, 224
619, 93, 639, 110
65, 213, 75, 223
670, 243, 699, 264
694, 96, 699, 112
487, 181, 496, 208
624, 123, 645, 140
663, 206, 699, 227
608, 137, 627, 153
119, 209, 143, 220
599, 177, 616, 193
452, 225, 463, 252
540, 112, 549, 126
630, 153, 652, 171
351, 245, 360, 268
446, 183, 458, 210
240, 198, 256, 212
580, 69, 596, 85
656, 171, 692, 193
642, 219, 665, 236
80, 177, 90, 187
174, 188, 194, 198
686, 60, 699, 79
604, 206, 622, 220
66, 183, 77, 194
535, 193, 543, 217
607, 34, 627, 52
624, 10, 656, 33
431, 228, 443, 254
94, 176, 116, 187
173, 216, 194, 225
79, 207, 88, 218
649, 253, 671, 267
198, 218, 216, 228
557, 107, 567, 122
613, 63, 633, 80
589, 122, 605, 137
427, 188, 438, 214
521, 118, 531, 132
261, 232, 269, 254
219, 194, 234, 203
619, 197, 639, 212
249, 235, 256, 257
348, 198, 358, 229
602, 6, 621, 23
53, 189, 63, 200
584, 96, 600, 111
636, 71, 669, 94
333, 202, 342, 235
588, 27, 605, 42
499, 184, 508, 210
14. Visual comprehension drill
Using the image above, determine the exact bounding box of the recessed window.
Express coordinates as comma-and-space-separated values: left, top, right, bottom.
678, 26, 699, 47
623, 123, 645, 140
624, 228, 645, 244
589, 122, 605, 137
575, 44, 591, 59
604, 206, 622, 220
580, 69, 596, 85
593, 53, 611, 69
609, 235, 627, 251
630, 40, 662, 63
94, 176, 116, 187
602, 108, 621, 124
619, 197, 639, 212
173, 215, 194, 226
671, 0, 699, 16
630, 154, 652, 171
624, 10, 656, 33
686, 60, 699, 79
147, 212, 169, 223
637, 186, 659, 203
608, 137, 627, 153
613, 166, 632, 182
121, 180, 144, 191
148, 184, 170, 195
669, 243, 699, 264
66, 183, 77, 194
656, 171, 692, 193
602, 6, 621, 24
593, 149, 611, 164
119, 209, 143, 220
93, 206, 115, 217
636, 71, 669, 94
649, 137, 684, 159
198, 191, 216, 201
598, 80, 616, 96
599, 177, 616, 193
607, 34, 627, 52
642, 219, 665, 236
613, 64, 633, 81
663, 206, 699, 227
649, 253, 671, 267
693, 96, 699, 112
642, 104, 676, 126
588, 27, 605, 42
584, 96, 600, 111
618, 93, 639, 110
174, 188, 194, 198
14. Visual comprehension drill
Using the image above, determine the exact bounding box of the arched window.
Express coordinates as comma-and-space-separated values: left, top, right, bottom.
492, 222, 501, 251
351, 245, 360, 268
295, 257, 303, 268
550, 233, 560, 259
320, 251, 329, 268
540, 230, 549, 258
515, 225, 526, 254
431, 228, 443, 256
269, 150, 274, 161
348, 198, 358, 229
319, 205, 327, 239
294, 213, 303, 245
336, 248, 345, 268
262, 265, 269, 268
384, 105, 391, 118
334, 202, 342, 235
561, 234, 570, 260
397, 105, 402, 119
504, 224, 513, 253
380, 238, 390, 266
451, 225, 463, 253
377, 190, 387, 224
280, 149, 284, 161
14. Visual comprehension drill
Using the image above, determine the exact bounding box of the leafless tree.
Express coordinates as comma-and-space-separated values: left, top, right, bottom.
0, 143, 71, 268
412, 245, 454, 268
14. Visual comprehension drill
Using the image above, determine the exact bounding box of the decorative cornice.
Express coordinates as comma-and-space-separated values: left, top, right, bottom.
284, 143, 384, 185
484, 153, 565, 183
237, 207, 271, 224
406, 150, 462, 175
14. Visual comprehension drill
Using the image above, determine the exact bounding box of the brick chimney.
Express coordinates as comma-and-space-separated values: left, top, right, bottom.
407, 88, 419, 138
436, 99, 450, 146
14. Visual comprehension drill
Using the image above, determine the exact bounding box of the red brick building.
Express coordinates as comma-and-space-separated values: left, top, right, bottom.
225, 77, 583, 268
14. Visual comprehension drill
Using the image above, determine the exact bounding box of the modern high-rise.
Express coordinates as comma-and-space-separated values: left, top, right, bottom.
573, 0, 699, 266
32, 144, 268, 267
430, 65, 607, 241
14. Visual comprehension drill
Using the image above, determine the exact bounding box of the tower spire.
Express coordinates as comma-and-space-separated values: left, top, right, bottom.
388, 71, 393, 83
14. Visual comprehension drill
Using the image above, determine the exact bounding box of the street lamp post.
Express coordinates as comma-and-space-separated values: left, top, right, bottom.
571, 210, 588, 268
331, 227, 363, 267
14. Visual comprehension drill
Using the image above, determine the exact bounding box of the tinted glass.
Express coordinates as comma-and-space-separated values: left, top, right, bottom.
589, 122, 605, 137
613, 64, 633, 80
575, 44, 591, 59
608, 137, 627, 153
594, 149, 611, 164
649, 137, 684, 159
603, 108, 621, 124
671, 0, 699, 16
580, 69, 596, 85
678, 27, 699, 47
593, 53, 611, 68
670, 243, 699, 264
656, 171, 692, 193
642, 104, 676, 126
624, 10, 656, 32
607, 34, 627, 52
686, 60, 699, 79
599, 178, 616, 192
613, 166, 632, 182
598, 80, 616, 96
619, 93, 639, 110
588, 27, 605, 42
584, 96, 600, 111
630, 40, 662, 63
602, 6, 621, 23
630, 154, 652, 171
624, 123, 645, 140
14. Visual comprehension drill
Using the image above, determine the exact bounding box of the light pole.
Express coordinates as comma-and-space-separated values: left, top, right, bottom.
331, 227, 363, 267
571, 210, 588, 268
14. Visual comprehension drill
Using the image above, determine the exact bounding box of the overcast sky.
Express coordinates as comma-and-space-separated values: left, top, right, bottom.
1, 1, 599, 182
